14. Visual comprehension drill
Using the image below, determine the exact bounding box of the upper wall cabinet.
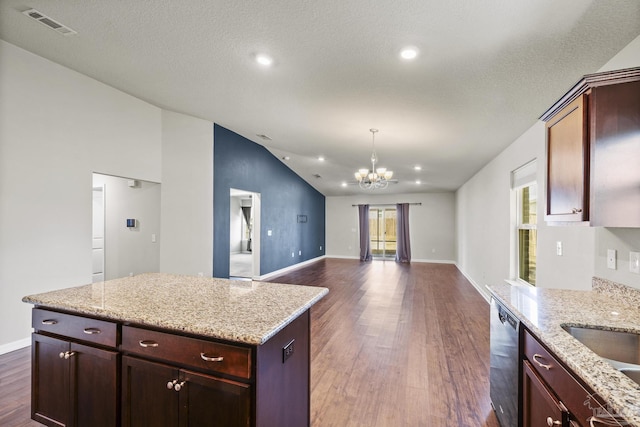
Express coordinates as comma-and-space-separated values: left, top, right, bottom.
590, 79, 640, 226
541, 67, 640, 226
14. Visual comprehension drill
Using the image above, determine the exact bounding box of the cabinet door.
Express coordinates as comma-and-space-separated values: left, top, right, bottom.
122, 356, 180, 427
546, 94, 589, 222
590, 80, 640, 226
179, 369, 250, 427
71, 342, 119, 427
32, 333, 71, 427
523, 360, 569, 427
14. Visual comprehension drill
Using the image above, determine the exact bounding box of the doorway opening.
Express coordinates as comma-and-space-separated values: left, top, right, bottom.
92, 173, 161, 281
229, 189, 260, 279
369, 207, 397, 259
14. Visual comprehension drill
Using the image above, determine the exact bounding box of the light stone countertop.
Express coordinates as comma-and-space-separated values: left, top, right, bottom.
22, 273, 329, 345
488, 282, 640, 427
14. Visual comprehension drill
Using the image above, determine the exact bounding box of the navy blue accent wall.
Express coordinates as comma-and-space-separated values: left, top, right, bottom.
213, 124, 326, 278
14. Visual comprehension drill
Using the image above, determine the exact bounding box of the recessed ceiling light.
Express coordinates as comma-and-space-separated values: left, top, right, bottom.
282, 156, 290, 161
341, 182, 347, 187
400, 47, 418, 60
256, 54, 273, 67
414, 165, 422, 171
415, 180, 422, 184
318, 156, 325, 162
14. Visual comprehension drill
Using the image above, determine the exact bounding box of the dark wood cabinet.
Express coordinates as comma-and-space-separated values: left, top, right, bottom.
121, 356, 250, 427
590, 79, 640, 226
120, 310, 310, 427
545, 94, 590, 222
541, 67, 640, 226
30, 306, 312, 427
522, 360, 568, 427
522, 329, 625, 427
32, 333, 119, 427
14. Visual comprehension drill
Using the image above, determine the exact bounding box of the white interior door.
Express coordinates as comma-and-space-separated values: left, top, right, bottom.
92, 186, 105, 282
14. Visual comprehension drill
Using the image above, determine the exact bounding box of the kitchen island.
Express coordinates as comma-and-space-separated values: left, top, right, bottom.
23, 272, 328, 427
488, 280, 640, 427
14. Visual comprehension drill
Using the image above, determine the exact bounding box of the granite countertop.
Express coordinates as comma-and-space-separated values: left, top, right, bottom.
488, 282, 640, 427
23, 273, 329, 345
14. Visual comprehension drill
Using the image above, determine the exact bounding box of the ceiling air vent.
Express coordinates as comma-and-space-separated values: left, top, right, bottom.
256, 134, 272, 141
22, 9, 77, 35
313, 174, 322, 179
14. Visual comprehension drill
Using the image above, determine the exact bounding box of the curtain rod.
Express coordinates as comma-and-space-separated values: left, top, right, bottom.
351, 202, 422, 207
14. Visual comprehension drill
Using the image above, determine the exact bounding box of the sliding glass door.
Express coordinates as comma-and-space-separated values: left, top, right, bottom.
369, 207, 397, 258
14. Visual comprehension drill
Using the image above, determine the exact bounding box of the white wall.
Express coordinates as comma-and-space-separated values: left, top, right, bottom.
456, 33, 640, 296
230, 196, 243, 254
326, 192, 456, 262
93, 174, 161, 280
0, 40, 162, 352
159, 110, 214, 277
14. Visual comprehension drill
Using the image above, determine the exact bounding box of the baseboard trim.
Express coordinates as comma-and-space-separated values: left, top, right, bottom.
325, 255, 360, 260
455, 264, 491, 303
411, 258, 456, 264
324, 256, 456, 264
256, 256, 326, 281
0, 337, 31, 355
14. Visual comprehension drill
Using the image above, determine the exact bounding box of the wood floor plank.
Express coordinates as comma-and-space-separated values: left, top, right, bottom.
0, 259, 501, 427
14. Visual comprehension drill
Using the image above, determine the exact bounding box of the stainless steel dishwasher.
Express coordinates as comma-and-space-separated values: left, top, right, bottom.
490, 297, 520, 427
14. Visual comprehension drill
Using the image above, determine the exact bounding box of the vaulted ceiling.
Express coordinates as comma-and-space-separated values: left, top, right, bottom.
1, 1, 639, 195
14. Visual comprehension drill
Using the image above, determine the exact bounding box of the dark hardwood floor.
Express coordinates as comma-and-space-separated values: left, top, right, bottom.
0, 345, 39, 427
0, 259, 500, 427
270, 259, 500, 427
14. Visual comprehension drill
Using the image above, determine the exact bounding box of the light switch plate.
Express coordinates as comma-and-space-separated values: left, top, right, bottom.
556, 241, 563, 256
607, 249, 616, 270
630, 252, 640, 274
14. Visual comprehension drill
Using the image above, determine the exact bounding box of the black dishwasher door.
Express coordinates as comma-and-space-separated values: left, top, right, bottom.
490, 297, 520, 427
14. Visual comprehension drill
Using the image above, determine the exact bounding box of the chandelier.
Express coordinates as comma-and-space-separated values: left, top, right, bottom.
354, 129, 394, 190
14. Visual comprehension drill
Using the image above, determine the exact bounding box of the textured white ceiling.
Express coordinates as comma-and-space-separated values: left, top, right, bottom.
1, 1, 639, 196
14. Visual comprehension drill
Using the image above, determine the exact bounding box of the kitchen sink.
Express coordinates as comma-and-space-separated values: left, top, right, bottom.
561, 325, 640, 385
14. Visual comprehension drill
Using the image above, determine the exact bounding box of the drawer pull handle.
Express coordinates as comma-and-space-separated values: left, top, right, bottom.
139, 340, 159, 348
200, 352, 224, 362
546, 417, 561, 426
42, 319, 58, 325
167, 380, 178, 390
533, 353, 552, 370
83, 328, 101, 335
173, 381, 186, 392
59, 351, 76, 360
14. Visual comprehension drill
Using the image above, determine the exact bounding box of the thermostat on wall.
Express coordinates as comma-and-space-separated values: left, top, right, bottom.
126, 219, 137, 228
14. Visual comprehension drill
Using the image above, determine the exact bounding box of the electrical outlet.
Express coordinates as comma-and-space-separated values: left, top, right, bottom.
607, 249, 617, 270
320, 246, 322, 251
291, 252, 294, 258
282, 339, 295, 363
299, 250, 302, 256
630, 252, 640, 274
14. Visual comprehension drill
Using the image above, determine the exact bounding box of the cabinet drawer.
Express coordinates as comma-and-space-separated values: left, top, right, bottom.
32, 308, 118, 348
122, 326, 252, 379
523, 329, 624, 426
